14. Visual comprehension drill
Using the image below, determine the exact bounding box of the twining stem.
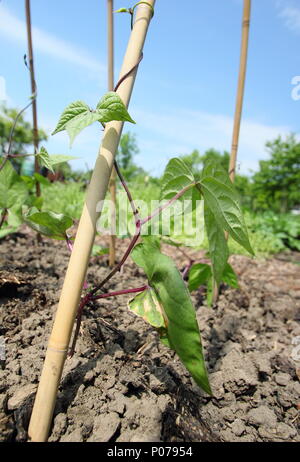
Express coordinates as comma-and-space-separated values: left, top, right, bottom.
0, 100, 33, 172
89, 174, 194, 297
129, 2, 155, 30
69, 284, 147, 356
65, 236, 73, 253
92, 285, 148, 301
70, 164, 194, 354
28, 1, 155, 441
182, 260, 195, 281
141, 183, 194, 226
114, 53, 143, 92
107, 0, 116, 267
0, 209, 8, 230
65, 235, 88, 289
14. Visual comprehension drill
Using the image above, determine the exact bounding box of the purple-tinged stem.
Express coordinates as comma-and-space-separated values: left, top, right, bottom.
89, 223, 141, 296
182, 260, 194, 281
0, 100, 34, 172
113, 160, 140, 226
69, 285, 147, 356
71, 164, 194, 354
88, 161, 142, 297
92, 285, 147, 301
141, 183, 195, 226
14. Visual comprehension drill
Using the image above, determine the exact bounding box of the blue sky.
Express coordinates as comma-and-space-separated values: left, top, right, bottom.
0, 0, 299, 176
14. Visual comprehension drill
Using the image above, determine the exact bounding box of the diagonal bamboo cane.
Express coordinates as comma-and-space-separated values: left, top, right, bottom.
212, 0, 251, 304
107, 0, 117, 267
28, 0, 155, 442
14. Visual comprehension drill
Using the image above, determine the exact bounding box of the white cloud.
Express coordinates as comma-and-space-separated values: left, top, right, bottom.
278, 3, 300, 34
34, 105, 296, 176
0, 4, 105, 73
133, 107, 294, 175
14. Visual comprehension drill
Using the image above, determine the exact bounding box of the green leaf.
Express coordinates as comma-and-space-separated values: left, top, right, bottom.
0, 208, 22, 239
114, 8, 129, 13
31, 196, 44, 209
161, 158, 196, 201
0, 161, 28, 210
91, 244, 109, 256
131, 238, 211, 395
66, 112, 103, 146
128, 287, 167, 329
36, 146, 55, 173
37, 147, 78, 172
288, 237, 300, 251
33, 172, 51, 186
52, 94, 135, 145
199, 174, 254, 255
188, 263, 212, 292
206, 277, 213, 307
0, 224, 19, 239
20, 175, 35, 189
96, 92, 135, 124
52, 101, 91, 136
222, 263, 239, 288
47, 154, 78, 166
35, 146, 78, 173
204, 204, 229, 285
24, 208, 73, 240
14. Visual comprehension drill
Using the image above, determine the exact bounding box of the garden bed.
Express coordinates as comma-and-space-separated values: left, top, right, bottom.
0, 231, 300, 442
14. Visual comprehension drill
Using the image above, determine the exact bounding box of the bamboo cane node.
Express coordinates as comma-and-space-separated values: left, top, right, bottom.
47, 345, 68, 354
133, 2, 154, 18
243, 19, 250, 27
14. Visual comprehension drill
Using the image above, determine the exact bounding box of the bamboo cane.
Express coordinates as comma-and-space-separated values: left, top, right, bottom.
25, 0, 41, 200
213, 0, 251, 304
28, 0, 155, 442
107, 0, 117, 267
228, 0, 251, 182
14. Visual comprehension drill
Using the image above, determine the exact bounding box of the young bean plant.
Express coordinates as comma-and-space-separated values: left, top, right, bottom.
0, 3, 254, 397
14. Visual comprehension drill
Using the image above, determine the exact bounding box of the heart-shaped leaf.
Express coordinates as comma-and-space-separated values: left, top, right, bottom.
52, 93, 135, 145
0, 161, 28, 210
204, 203, 229, 285
96, 92, 135, 124
128, 287, 167, 328
37, 147, 77, 172
222, 263, 239, 288
199, 170, 254, 255
24, 208, 73, 240
188, 263, 212, 292
131, 237, 211, 395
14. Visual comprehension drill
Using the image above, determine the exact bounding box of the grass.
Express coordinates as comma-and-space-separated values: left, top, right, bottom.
41, 182, 85, 220
40, 180, 299, 258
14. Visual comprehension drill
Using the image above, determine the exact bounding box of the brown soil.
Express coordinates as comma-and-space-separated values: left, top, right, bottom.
0, 230, 300, 442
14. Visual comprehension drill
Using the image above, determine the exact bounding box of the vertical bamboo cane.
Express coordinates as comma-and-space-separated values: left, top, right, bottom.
213, 0, 251, 304
28, 0, 155, 442
25, 0, 41, 200
107, 0, 117, 267
228, 0, 251, 182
